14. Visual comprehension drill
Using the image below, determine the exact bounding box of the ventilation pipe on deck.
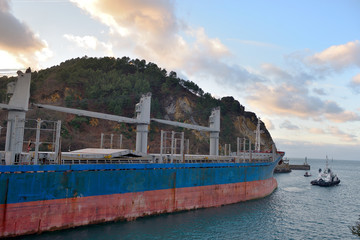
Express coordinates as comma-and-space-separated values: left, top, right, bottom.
0, 70, 31, 165
209, 107, 220, 156
135, 93, 151, 154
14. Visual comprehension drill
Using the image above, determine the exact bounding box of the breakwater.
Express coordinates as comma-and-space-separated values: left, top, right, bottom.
290, 164, 310, 170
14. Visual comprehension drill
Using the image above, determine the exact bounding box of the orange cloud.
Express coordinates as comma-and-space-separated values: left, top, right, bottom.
247, 82, 360, 123
262, 118, 274, 130
352, 73, 360, 84
63, 34, 113, 56
280, 120, 299, 130
349, 73, 360, 93
261, 63, 292, 80
325, 111, 360, 123
308, 128, 326, 134
0, 0, 51, 69
300, 127, 357, 144
307, 40, 360, 71
327, 126, 357, 142
70, 0, 183, 66
69, 0, 255, 87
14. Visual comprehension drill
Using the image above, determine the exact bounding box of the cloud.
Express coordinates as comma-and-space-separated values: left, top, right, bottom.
283, 41, 360, 81
306, 40, 360, 72
0, 0, 52, 69
349, 73, 360, 94
70, 0, 261, 88
261, 63, 292, 80
63, 34, 113, 55
247, 45, 360, 123
313, 88, 327, 96
325, 110, 360, 123
246, 70, 360, 122
67, 1, 360, 126
276, 138, 359, 160
70, 0, 182, 62
262, 118, 274, 130
308, 128, 326, 134
247, 82, 317, 118
327, 126, 357, 142
352, 73, 360, 84
308, 126, 356, 142
0, 0, 43, 51
280, 120, 299, 130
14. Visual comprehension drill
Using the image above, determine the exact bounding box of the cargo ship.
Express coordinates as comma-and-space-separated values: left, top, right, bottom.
0, 70, 284, 238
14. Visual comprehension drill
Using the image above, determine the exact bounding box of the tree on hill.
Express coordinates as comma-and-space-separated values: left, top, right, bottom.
4, 56, 273, 153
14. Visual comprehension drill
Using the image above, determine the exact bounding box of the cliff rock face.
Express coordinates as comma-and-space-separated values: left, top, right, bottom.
0, 57, 275, 154
233, 116, 273, 151
159, 94, 274, 153
164, 96, 194, 120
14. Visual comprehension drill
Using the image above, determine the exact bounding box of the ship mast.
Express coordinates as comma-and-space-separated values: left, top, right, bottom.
254, 117, 263, 152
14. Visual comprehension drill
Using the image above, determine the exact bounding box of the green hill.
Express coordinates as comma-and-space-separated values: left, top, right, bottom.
0, 56, 274, 154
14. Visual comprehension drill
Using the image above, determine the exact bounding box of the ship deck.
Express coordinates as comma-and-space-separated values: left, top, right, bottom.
0, 148, 276, 165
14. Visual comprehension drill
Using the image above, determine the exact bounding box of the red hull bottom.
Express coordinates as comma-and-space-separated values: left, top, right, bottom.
0, 178, 277, 237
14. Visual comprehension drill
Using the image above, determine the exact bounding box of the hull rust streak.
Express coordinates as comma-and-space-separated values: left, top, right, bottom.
0, 178, 277, 237
0, 162, 279, 237
0, 71, 284, 238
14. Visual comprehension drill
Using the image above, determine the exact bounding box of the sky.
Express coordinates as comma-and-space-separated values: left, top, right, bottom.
0, 0, 359, 160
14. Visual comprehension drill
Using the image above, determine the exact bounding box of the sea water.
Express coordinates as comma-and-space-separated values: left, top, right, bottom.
20, 158, 360, 240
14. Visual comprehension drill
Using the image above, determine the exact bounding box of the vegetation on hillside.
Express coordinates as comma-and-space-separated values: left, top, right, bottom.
0, 56, 273, 153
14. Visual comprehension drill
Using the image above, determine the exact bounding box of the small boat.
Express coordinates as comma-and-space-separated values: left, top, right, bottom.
310, 158, 340, 187
304, 171, 312, 177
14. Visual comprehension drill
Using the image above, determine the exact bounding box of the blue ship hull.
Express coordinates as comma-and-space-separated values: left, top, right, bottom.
0, 158, 281, 237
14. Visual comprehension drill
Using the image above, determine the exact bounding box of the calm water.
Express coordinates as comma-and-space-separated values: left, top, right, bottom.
20, 158, 360, 240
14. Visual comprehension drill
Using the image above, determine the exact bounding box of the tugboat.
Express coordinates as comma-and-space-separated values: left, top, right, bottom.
304, 171, 312, 177
310, 158, 340, 187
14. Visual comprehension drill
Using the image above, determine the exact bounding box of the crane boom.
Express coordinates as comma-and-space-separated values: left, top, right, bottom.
151, 118, 216, 132
34, 104, 148, 124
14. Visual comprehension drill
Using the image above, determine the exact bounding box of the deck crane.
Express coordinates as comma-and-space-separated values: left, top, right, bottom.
151, 108, 220, 156
2, 70, 221, 160
35, 93, 152, 155
0, 69, 31, 164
